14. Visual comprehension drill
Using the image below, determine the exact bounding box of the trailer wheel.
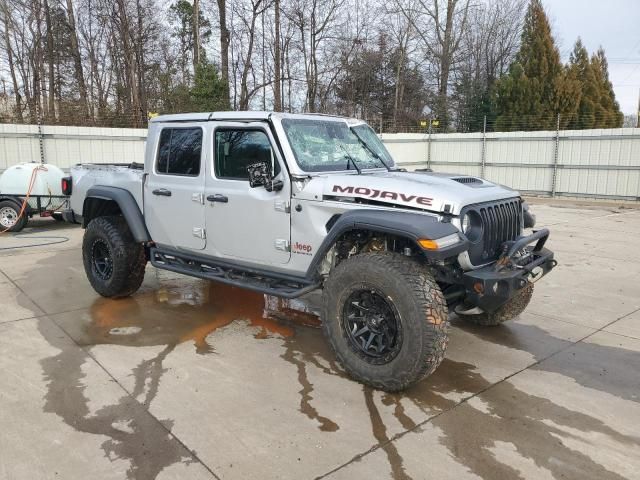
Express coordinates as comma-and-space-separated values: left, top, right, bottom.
83, 216, 146, 298
0, 200, 28, 232
322, 252, 449, 392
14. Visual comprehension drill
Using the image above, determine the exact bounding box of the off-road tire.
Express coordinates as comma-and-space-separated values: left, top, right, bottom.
0, 200, 28, 232
464, 283, 534, 326
322, 252, 449, 392
83, 216, 146, 298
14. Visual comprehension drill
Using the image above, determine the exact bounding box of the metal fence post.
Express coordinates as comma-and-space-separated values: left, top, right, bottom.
551, 113, 560, 197
36, 104, 45, 164
481, 115, 487, 178
427, 119, 432, 170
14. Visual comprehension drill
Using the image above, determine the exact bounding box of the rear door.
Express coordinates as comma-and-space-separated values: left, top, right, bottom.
144, 124, 207, 250
204, 122, 291, 264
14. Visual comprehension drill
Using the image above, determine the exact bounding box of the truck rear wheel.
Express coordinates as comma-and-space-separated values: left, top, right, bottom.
462, 283, 534, 326
0, 200, 27, 232
322, 252, 449, 392
83, 216, 146, 298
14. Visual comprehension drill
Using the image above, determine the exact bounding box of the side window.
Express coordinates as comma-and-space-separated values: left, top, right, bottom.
156, 128, 202, 176
215, 129, 279, 180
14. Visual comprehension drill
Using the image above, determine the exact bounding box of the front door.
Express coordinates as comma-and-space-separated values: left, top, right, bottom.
144, 125, 207, 251
204, 123, 291, 265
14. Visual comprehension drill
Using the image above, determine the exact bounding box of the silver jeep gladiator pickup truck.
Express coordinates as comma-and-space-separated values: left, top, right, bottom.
62, 111, 556, 391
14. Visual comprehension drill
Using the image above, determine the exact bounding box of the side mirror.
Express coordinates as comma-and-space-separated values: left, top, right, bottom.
247, 161, 284, 192
247, 161, 272, 188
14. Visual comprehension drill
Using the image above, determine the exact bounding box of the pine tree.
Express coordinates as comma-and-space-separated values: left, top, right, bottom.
591, 48, 624, 128
567, 38, 598, 129
189, 62, 228, 112
494, 0, 579, 131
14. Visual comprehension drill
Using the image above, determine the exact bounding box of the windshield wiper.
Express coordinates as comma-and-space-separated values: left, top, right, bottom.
339, 145, 362, 174
350, 128, 392, 172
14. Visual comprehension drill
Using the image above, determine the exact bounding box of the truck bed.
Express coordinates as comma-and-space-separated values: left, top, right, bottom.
68, 163, 145, 215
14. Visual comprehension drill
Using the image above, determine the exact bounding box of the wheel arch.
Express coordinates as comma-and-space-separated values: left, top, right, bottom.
0, 195, 24, 208
82, 186, 151, 242
305, 209, 468, 279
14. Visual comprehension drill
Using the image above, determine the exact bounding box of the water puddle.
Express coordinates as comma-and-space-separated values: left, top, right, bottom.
84, 281, 319, 353
30, 263, 640, 480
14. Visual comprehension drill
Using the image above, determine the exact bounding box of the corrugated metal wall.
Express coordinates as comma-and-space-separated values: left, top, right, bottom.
1, 123, 638, 200
0, 123, 146, 171
383, 128, 640, 201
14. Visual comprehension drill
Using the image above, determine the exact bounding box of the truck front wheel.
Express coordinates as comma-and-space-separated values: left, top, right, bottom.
322, 252, 449, 392
83, 216, 146, 298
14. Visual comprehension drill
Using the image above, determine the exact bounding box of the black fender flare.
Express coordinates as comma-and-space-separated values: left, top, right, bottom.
83, 186, 151, 242
305, 209, 468, 278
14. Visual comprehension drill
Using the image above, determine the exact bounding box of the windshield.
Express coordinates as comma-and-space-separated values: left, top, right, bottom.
281, 119, 396, 172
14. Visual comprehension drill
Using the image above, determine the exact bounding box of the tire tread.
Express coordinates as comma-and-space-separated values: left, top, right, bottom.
464, 283, 534, 326
322, 252, 449, 392
83, 216, 146, 298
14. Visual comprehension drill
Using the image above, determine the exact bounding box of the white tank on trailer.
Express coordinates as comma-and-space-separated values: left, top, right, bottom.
0, 162, 65, 196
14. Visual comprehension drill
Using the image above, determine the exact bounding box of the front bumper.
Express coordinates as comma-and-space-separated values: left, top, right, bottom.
462, 228, 556, 313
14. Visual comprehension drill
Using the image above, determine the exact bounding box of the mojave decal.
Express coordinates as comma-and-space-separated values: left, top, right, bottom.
332, 185, 433, 207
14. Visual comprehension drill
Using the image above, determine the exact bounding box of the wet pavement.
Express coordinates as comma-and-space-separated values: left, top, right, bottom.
1, 202, 639, 480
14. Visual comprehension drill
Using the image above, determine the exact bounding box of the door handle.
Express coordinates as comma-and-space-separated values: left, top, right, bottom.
152, 188, 172, 197
207, 194, 229, 203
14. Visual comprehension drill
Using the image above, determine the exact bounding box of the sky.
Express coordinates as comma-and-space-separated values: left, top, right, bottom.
543, 0, 640, 116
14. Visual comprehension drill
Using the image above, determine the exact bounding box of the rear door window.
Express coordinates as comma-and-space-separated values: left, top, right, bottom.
156, 128, 202, 176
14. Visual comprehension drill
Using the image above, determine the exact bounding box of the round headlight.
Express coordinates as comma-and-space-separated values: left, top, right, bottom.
461, 211, 482, 242
462, 214, 471, 234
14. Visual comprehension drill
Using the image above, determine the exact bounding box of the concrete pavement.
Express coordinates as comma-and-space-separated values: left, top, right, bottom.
0, 202, 639, 479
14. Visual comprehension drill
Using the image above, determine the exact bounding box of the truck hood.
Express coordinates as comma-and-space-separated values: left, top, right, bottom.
307, 171, 519, 215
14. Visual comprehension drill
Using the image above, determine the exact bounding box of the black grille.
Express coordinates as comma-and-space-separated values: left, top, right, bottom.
465, 198, 522, 264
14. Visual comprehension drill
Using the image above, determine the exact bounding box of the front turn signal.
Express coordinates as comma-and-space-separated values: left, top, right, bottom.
418, 233, 461, 250
418, 239, 438, 250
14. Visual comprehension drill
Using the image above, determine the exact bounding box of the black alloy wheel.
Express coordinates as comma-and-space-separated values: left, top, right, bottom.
91, 239, 113, 280
342, 288, 403, 364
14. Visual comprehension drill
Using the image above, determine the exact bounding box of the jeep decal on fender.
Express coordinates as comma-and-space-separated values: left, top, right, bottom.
332, 185, 433, 206
292, 241, 313, 255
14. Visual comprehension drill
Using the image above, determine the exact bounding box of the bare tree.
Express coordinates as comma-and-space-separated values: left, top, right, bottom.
273, 0, 282, 111
1, 0, 23, 121
65, 0, 90, 120
288, 0, 344, 112
235, 0, 273, 109
397, 0, 471, 126
216, 0, 231, 106
0, 0, 527, 129
193, 0, 201, 68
